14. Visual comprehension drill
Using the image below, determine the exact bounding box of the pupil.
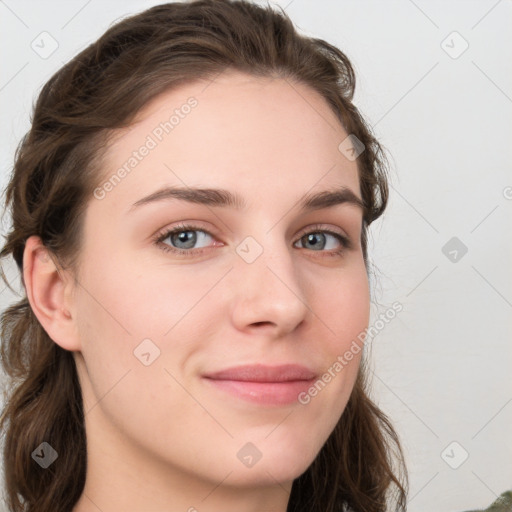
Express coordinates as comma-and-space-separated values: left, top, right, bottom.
306, 233, 324, 250
174, 230, 196, 248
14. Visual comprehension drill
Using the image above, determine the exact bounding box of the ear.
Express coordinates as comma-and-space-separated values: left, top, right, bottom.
23, 235, 81, 352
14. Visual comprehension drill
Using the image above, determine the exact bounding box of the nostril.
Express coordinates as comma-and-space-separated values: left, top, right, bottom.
251, 321, 272, 327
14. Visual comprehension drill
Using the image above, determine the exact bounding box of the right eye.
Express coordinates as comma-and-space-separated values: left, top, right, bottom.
152, 223, 218, 256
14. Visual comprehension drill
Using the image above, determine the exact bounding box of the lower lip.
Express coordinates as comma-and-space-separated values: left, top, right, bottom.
203, 378, 315, 406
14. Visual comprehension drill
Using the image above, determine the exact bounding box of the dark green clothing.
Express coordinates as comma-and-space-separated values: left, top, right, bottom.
462, 490, 512, 512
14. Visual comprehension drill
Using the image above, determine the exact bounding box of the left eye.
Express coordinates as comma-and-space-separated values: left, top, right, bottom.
295, 231, 346, 252
153, 223, 351, 256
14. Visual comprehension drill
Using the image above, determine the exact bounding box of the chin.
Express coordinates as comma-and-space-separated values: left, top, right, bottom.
224, 459, 311, 489
221, 437, 320, 488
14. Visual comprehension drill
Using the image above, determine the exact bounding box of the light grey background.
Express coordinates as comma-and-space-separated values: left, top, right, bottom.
1, 1, 511, 511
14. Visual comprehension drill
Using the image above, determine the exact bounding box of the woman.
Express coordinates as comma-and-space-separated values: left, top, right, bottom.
0, 1, 409, 511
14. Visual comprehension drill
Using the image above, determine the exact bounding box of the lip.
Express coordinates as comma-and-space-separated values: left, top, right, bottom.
202, 364, 317, 406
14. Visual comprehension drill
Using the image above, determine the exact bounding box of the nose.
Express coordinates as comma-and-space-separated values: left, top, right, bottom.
229, 235, 310, 337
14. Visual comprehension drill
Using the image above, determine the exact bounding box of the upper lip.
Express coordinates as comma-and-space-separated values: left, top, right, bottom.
202, 364, 317, 382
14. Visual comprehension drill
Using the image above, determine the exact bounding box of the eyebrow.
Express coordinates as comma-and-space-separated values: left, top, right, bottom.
127, 185, 365, 214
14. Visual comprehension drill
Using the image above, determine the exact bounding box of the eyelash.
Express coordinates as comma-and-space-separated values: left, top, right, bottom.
152, 222, 353, 258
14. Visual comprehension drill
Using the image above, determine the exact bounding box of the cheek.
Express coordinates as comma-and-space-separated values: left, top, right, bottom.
74, 250, 222, 396
304, 263, 369, 413
73, 257, 194, 445
77, 248, 212, 338
315, 262, 370, 354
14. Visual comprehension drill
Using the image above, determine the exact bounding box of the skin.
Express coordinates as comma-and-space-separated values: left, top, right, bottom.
23, 69, 370, 512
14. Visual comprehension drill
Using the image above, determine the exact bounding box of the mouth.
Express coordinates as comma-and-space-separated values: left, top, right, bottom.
202, 364, 317, 406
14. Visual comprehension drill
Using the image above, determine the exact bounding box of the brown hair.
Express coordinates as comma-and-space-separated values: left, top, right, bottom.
0, 1, 408, 511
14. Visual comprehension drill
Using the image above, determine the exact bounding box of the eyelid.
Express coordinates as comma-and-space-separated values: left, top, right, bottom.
296, 223, 349, 242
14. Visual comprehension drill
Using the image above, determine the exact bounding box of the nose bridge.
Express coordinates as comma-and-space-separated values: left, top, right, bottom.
229, 229, 309, 332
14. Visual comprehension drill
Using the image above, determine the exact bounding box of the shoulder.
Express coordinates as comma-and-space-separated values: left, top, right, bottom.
461, 490, 512, 512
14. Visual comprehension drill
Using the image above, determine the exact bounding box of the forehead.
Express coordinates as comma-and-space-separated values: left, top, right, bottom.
95, 70, 361, 214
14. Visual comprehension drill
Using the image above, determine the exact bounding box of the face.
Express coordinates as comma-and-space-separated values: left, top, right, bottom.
70, 70, 369, 494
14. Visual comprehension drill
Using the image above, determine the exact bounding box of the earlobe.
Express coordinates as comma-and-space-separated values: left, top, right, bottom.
23, 235, 81, 352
